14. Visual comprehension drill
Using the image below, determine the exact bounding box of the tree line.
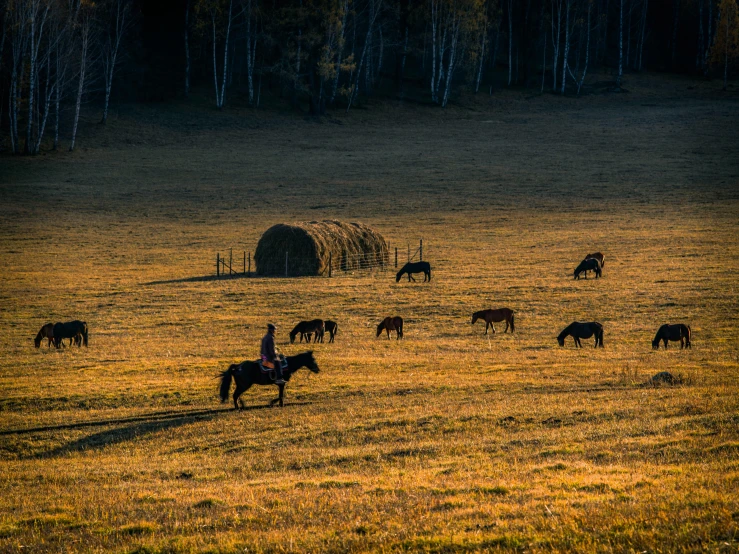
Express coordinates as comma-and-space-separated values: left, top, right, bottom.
2, 0, 738, 154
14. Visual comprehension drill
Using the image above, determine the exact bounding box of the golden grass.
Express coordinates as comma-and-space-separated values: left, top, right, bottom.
1, 74, 738, 552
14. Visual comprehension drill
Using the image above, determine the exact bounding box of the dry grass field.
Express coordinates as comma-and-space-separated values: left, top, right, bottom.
1, 74, 739, 553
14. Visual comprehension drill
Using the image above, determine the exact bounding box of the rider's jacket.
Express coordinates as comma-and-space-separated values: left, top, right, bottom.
261, 332, 277, 362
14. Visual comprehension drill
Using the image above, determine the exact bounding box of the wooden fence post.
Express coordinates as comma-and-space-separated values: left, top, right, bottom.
229, 248, 233, 275
248, 252, 251, 276
420, 239, 423, 262
243, 251, 246, 274
407, 244, 410, 262
395, 247, 398, 268
216, 253, 220, 277
285, 251, 288, 277
329, 252, 332, 277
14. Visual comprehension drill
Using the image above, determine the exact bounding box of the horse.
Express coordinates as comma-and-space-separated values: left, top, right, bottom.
574, 258, 602, 280
322, 320, 338, 343
557, 321, 604, 348
377, 316, 403, 340
34, 323, 55, 348
471, 308, 515, 334
652, 324, 691, 349
289, 319, 324, 344
53, 321, 88, 348
585, 252, 605, 268
396, 261, 431, 283
219, 351, 320, 409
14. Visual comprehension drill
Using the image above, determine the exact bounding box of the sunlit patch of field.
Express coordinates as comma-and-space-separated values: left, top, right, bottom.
1, 75, 738, 552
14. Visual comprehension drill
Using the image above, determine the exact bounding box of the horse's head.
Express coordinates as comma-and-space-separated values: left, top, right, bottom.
299, 351, 320, 373
557, 333, 566, 347
395, 270, 402, 283
471, 312, 479, 325
34, 334, 42, 348
376, 320, 385, 337
651, 338, 660, 350
289, 331, 297, 344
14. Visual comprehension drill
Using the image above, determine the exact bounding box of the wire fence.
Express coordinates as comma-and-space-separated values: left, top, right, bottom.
214, 240, 428, 278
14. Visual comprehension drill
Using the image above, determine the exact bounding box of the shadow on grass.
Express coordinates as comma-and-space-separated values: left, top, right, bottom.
2, 402, 314, 437
144, 273, 253, 285
15, 402, 313, 459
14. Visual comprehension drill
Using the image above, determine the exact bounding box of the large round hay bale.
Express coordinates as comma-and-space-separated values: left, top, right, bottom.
254, 220, 389, 277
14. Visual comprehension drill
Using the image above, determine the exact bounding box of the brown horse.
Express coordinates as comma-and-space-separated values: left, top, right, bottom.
377, 316, 403, 340
34, 323, 55, 348
652, 324, 691, 349
290, 319, 324, 344
585, 252, 605, 268
471, 308, 515, 334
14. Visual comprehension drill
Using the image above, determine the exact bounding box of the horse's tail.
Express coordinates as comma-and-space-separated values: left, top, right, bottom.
219, 365, 237, 402
510, 313, 515, 332
597, 325, 604, 347
427, 266, 431, 281
398, 318, 404, 338
81, 322, 88, 347
685, 325, 691, 347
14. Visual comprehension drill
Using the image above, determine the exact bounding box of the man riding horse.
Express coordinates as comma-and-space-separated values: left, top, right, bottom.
261, 323, 286, 385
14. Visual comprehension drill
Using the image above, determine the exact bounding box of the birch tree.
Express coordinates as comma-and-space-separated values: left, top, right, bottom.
69, 0, 95, 152
711, 0, 739, 89
616, 0, 623, 87
99, 0, 131, 124
196, 0, 234, 108
184, 0, 191, 97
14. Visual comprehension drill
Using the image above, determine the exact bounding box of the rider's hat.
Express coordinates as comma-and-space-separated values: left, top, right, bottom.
267, 323, 276, 331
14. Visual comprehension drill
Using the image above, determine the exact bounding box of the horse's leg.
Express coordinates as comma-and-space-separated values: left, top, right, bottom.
233, 383, 250, 410
269, 384, 285, 407
484, 322, 489, 335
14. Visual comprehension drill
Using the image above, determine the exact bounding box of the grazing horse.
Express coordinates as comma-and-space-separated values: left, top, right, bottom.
557, 321, 604, 348
652, 324, 691, 349
585, 252, 605, 268
34, 323, 55, 348
219, 351, 320, 409
289, 319, 324, 344
323, 320, 338, 343
471, 308, 515, 334
396, 261, 431, 283
53, 321, 88, 348
574, 258, 602, 280
377, 316, 403, 340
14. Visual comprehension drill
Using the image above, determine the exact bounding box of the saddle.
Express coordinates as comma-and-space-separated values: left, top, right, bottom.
258, 356, 287, 378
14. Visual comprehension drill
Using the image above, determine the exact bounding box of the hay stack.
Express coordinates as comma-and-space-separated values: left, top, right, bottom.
254, 220, 388, 276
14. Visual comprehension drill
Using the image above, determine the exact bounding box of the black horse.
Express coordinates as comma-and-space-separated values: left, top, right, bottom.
396, 261, 431, 283
557, 321, 604, 348
219, 351, 320, 409
53, 321, 88, 348
574, 258, 601, 280
289, 319, 324, 344
652, 324, 691, 349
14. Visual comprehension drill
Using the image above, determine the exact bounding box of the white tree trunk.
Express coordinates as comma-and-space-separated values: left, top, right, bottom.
69, 20, 89, 152
508, 0, 513, 86
184, 0, 190, 97
638, 0, 648, 70
475, 26, 486, 93
560, 0, 570, 94
430, 0, 438, 102
551, 0, 561, 92
330, 0, 349, 103
347, 0, 381, 112
617, 0, 624, 87
102, 0, 127, 124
